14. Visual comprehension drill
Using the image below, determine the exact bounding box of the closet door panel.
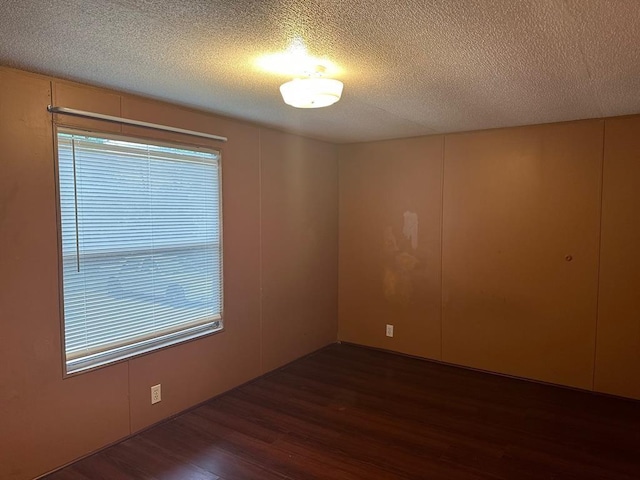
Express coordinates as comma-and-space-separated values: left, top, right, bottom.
442, 120, 603, 389
595, 116, 640, 400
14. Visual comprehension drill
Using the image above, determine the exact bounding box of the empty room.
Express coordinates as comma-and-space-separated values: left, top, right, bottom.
1, 1, 639, 479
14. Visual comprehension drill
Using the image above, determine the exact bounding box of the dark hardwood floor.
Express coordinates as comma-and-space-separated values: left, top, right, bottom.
45, 344, 640, 479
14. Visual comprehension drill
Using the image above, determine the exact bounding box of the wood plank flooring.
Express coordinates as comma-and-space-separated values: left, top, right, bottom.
45, 343, 640, 479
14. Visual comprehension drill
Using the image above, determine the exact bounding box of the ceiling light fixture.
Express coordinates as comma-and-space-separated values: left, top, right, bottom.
280, 66, 343, 109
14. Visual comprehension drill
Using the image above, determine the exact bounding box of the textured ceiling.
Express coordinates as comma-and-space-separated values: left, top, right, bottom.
1, 0, 639, 143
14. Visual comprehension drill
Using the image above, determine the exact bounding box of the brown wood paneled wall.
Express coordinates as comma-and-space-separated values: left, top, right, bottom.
442, 121, 603, 390
339, 136, 444, 360
0, 66, 338, 480
260, 129, 338, 372
339, 117, 639, 400
1, 66, 132, 480
595, 116, 640, 400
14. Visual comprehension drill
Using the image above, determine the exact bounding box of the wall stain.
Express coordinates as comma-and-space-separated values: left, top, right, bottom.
382, 217, 422, 306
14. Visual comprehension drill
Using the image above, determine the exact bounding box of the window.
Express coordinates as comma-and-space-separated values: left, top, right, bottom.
56, 130, 223, 374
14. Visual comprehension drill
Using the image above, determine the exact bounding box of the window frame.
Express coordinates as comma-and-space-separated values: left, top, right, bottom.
53, 127, 225, 377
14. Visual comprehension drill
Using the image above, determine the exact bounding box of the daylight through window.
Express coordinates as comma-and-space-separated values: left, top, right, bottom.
56, 130, 223, 374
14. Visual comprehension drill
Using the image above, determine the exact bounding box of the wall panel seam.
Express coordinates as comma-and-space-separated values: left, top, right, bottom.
592, 120, 607, 390
439, 135, 446, 361
258, 128, 264, 373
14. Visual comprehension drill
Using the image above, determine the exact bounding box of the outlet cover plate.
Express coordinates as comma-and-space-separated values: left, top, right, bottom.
151, 384, 161, 404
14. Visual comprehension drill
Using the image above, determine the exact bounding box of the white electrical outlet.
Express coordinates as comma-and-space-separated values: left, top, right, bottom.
151, 384, 161, 404
386, 324, 394, 337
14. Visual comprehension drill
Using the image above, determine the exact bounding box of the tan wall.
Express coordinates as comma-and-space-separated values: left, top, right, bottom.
339, 117, 639, 399
260, 129, 338, 372
0, 67, 338, 480
338, 137, 444, 360
442, 121, 603, 389
595, 116, 640, 400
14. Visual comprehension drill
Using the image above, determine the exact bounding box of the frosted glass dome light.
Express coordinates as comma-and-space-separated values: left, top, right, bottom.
279, 77, 344, 108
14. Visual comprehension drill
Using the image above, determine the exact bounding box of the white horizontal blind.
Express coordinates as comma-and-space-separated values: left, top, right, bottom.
57, 130, 223, 373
